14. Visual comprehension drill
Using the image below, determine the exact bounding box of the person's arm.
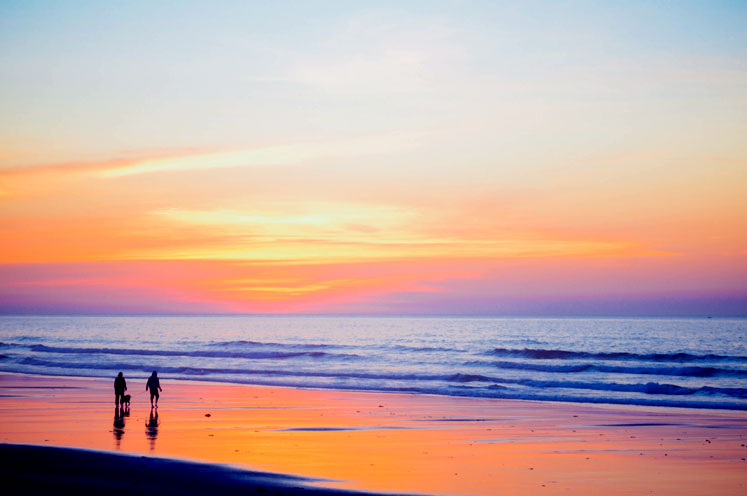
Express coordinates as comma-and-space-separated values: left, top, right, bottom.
124, 379, 127, 391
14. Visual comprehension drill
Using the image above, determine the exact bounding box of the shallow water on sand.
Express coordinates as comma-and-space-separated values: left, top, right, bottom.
0, 315, 745, 410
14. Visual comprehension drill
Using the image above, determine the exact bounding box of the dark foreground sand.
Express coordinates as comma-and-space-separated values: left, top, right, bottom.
1, 372, 745, 495
0, 444, 383, 496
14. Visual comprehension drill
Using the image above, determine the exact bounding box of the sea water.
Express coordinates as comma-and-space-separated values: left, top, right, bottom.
0, 315, 745, 410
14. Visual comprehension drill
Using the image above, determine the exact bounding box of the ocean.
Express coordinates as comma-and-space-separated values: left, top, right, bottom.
1, 315, 745, 410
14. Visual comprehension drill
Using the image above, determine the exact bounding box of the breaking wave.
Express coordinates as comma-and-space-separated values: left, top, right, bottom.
489, 360, 747, 378
489, 347, 747, 363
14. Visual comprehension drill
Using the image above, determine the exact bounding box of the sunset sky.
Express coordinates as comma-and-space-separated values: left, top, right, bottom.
1, 1, 745, 315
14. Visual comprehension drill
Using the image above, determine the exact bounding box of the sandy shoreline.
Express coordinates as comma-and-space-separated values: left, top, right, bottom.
1, 372, 745, 495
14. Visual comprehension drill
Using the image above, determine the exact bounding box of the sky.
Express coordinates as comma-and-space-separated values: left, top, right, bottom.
1, 0, 745, 316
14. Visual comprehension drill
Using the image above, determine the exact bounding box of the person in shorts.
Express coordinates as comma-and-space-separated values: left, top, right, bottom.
145, 370, 162, 407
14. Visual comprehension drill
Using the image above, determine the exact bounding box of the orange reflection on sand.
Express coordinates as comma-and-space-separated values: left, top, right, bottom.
1, 374, 745, 495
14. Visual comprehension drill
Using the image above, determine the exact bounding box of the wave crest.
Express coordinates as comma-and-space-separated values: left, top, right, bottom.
28, 344, 357, 361
490, 347, 747, 363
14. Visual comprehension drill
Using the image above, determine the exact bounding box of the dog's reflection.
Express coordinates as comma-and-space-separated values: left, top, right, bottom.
145, 406, 159, 451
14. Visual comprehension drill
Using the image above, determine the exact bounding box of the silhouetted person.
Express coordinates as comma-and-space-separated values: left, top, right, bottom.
146, 406, 159, 451
114, 371, 127, 406
146, 371, 162, 407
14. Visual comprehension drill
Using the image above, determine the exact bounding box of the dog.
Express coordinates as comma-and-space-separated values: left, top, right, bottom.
121, 394, 131, 408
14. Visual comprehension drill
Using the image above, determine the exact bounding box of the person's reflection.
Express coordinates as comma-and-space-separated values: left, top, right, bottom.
145, 406, 159, 451
113, 405, 126, 448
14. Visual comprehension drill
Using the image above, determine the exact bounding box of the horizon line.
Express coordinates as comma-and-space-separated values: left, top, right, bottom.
1, 313, 744, 319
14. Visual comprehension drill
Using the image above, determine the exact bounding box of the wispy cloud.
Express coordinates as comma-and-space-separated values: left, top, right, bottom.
0, 132, 424, 181
106, 133, 423, 177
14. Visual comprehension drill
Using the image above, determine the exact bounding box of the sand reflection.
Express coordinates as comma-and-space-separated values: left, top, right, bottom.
145, 406, 159, 451
112, 405, 126, 448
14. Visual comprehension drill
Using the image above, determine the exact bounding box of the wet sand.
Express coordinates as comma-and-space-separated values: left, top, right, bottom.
0, 372, 745, 495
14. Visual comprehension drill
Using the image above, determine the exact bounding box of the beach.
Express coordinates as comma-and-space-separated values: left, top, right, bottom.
1, 372, 745, 495
3, 0, 746, 493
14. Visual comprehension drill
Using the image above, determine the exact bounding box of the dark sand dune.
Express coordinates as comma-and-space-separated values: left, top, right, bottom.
0, 444, 397, 496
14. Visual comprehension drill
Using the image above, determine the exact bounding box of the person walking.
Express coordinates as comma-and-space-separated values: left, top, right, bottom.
114, 372, 127, 406
145, 371, 162, 407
